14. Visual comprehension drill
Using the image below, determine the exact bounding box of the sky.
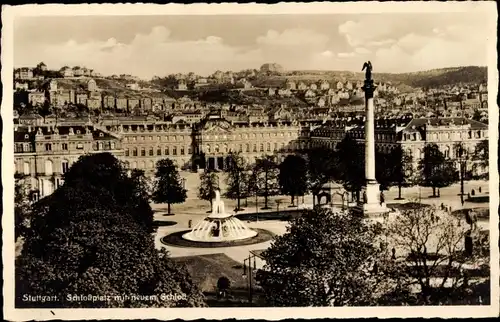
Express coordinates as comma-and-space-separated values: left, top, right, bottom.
13, 13, 490, 79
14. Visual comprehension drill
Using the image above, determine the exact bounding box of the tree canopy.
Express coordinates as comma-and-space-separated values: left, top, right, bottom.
152, 158, 187, 215
279, 154, 308, 206
253, 155, 280, 209
198, 170, 220, 209
418, 144, 458, 196
16, 153, 205, 308
257, 207, 392, 306
224, 151, 248, 210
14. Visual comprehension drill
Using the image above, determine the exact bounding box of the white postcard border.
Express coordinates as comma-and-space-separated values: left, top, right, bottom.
2, 2, 499, 320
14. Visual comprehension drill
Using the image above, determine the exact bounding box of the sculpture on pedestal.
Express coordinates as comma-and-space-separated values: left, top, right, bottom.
355, 61, 389, 216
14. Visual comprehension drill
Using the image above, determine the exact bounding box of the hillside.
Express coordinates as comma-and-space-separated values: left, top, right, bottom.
252, 66, 487, 90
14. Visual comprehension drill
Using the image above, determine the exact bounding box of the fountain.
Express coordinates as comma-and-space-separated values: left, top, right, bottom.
182, 190, 258, 242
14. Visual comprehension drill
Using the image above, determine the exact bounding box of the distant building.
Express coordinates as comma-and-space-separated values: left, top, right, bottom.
297, 82, 308, 91
28, 91, 46, 106
319, 80, 330, 90
126, 83, 139, 90
260, 63, 284, 74
285, 80, 296, 90
60, 67, 74, 78
176, 79, 187, 91
87, 79, 98, 92
17, 68, 34, 80
15, 82, 29, 91
73, 67, 83, 77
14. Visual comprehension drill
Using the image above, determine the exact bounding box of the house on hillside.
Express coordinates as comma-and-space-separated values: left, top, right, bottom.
268, 88, 276, 96
309, 83, 318, 91
336, 81, 344, 90
18, 67, 34, 80
87, 79, 98, 92
28, 91, 46, 106
126, 83, 139, 90
285, 79, 297, 90
176, 79, 187, 91
319, 80, 330, 90
73, 66, 83, 77
297, 82, 308, 91
305, 89, 316, 98
277, 88, 292, 97
60, 67, 74, 78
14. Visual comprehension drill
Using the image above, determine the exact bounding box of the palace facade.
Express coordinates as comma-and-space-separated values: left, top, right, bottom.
14, 113, 488, 199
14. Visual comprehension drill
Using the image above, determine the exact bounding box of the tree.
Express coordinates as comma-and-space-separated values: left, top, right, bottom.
129, 169, 152, 201
16, 153, 205, 308
305, 147, 337, 206
253, 155, 280, 209
390, 146, 413, 200
418, 144, 458, 197
224, 152, 247, 210
257, 207, 393, 306
15, 174, 31, 239
279, 155, 308, 206
386, 205, 469, 303
198, 170, 219, 210
472, 140, 488, 180
152, 158, 187, 215
335, 136, 365, 201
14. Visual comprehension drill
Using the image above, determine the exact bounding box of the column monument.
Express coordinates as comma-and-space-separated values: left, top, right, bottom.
356, 61, 389, 216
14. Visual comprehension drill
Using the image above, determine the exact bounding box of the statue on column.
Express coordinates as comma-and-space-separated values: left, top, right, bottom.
362, 61, 373, 81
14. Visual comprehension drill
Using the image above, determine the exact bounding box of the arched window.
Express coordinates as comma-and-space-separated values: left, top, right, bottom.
157, 147, 162, 156
267, 143, 271, 151
141, 148, 146, 156
45, 160, 53, 175
99, 142, 104, 150
149, 161, 155, 169
140, 161, 145, 169
133, 148, 138, 156
246, 144, 250, 152
215, 145, 220, 153
149, 148, 154, 156
260, 143, 264, 152
253, 144, 257, 152
110, 142, 115, 150
206, 145, 211, 153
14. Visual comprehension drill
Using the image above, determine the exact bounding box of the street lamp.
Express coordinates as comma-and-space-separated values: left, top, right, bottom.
242, 254, 257, 305
457, 145, 467, 207
276, 199, 282, 216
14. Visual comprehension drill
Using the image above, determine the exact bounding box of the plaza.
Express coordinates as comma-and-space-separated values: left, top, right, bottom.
152, 170, 490, 302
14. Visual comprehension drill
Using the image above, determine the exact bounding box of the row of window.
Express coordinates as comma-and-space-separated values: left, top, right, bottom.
41, 141, 116, 152
17, 159, 71, 176
122, 132, 298, 142
125, 146, 190, 157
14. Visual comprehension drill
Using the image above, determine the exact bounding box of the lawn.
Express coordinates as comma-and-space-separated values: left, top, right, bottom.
172, 253, 251, 293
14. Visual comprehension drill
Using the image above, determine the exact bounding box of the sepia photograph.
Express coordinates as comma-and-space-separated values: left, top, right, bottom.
2, 2, 498, 320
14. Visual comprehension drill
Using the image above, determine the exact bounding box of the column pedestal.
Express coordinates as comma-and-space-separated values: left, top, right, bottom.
354, 182, 389, 216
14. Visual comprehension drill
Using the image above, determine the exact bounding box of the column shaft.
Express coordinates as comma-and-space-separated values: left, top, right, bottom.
365, 97, 376, 182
